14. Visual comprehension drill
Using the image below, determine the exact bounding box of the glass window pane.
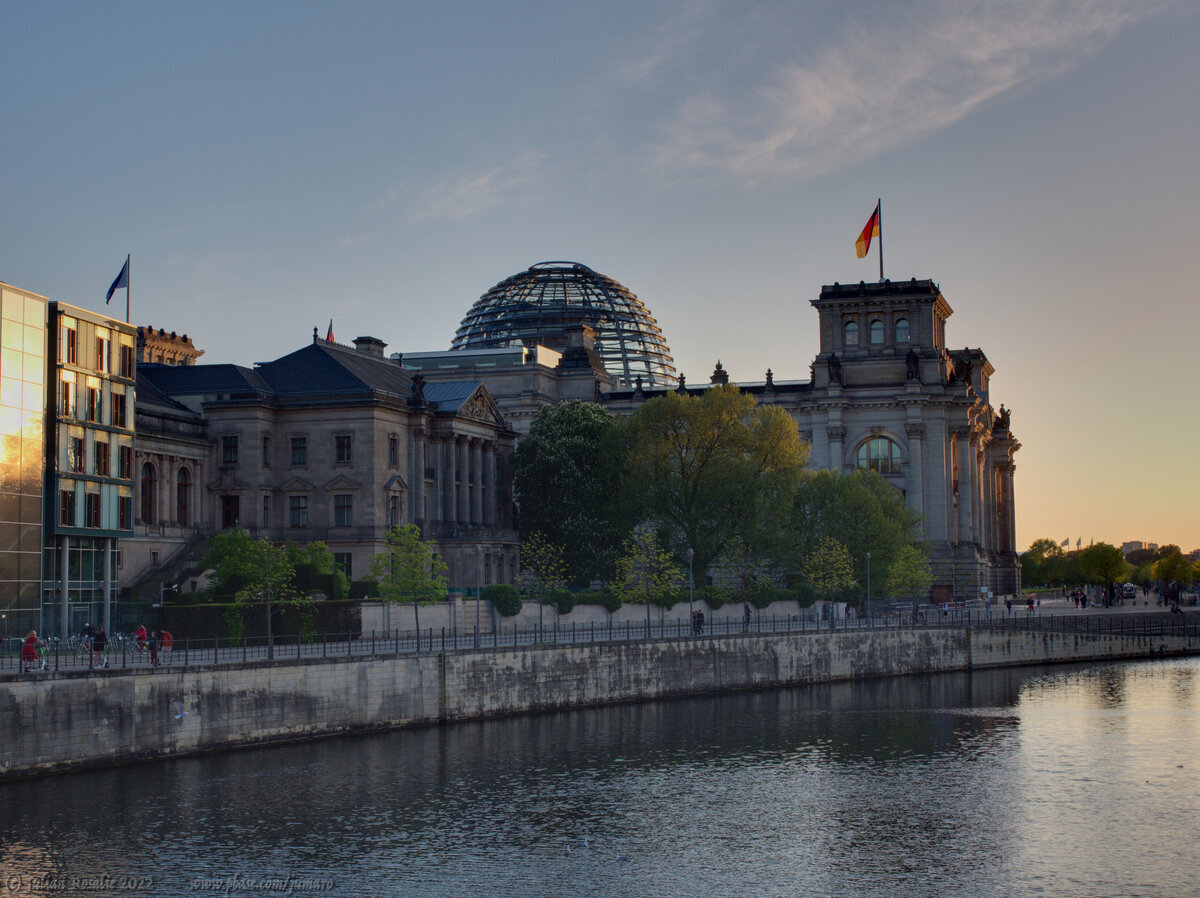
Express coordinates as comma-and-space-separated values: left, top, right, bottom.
23, 324, 41, 354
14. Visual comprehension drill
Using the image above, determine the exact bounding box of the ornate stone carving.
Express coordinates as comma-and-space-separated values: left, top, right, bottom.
826, 425, 847, 442
904, 422, 926, 439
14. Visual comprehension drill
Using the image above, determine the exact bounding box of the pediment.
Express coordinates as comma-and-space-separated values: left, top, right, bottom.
384, 474, 408, 492
455, 384, 505, 427
323, 475, 363, 492
208, 472, 251, 492
279, 476, 316, 493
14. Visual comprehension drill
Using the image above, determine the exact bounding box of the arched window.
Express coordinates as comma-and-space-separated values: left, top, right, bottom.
857, 437, 902, 474
140, 463, 157, 524
895, 318, 910, 343
176, 467, 191, 527
844, 321, 858, 347
869, 319, 884, 345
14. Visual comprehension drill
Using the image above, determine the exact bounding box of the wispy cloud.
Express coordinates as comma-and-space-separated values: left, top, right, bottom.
363, 151, 547, 224
651, 0, 1171, 183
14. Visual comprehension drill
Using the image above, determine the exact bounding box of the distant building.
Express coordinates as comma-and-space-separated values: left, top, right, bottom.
133, 331, 519, 593
137, 325, 203, 366
1121, 541, 1158, 556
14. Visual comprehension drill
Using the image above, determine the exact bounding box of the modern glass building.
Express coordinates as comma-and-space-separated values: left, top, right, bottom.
0, 284, 47, 641
451, 261, 677, 387
43, 303, 137, 636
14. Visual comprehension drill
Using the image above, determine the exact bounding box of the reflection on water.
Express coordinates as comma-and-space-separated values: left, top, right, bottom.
2, 659, 1199, 897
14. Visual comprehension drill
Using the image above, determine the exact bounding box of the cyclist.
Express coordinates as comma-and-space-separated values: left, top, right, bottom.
131, 623, 148, 654
78, 622, 94, 661
21, 630, 46, 672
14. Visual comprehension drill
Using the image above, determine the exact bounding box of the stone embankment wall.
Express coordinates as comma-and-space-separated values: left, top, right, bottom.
2, 627, 1195, 780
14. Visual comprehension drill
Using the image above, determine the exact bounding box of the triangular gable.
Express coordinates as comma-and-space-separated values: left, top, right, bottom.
450, 384, 505, 427
384, 474, 408, 492
208, 472, 251, 492
278, 476, 317, 493
323, 475, 363, 492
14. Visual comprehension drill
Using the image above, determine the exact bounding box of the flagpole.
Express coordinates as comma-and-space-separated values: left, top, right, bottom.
125, 254, 131, 324
877, 198, 883, 281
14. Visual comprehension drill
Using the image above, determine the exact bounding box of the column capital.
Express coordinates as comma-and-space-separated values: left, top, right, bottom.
904, 422, 926, 439
825, 425, 847, 442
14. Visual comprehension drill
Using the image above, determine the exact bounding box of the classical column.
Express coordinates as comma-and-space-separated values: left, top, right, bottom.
158, 454, 170, 525
412, 429, 426, 524
457, 437, 470, 524
904, 422, 925, 522
428, 436, 441, 527
59, 536, 69, 639
825, 425, 846, 473
484, 442, 496, 528
470, 439, 483, 525
956, 431, 973, 546
443, 437, 457, 525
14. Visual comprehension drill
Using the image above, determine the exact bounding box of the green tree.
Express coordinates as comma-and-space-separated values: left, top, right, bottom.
610, 524, 684, 630
518, 531, 568, 629
790, 470, 922, 604
887, 545, 934, 605
621, 384, 809, 576
1078, 542, 1131, 603
284, 539, 350, 597
803, 536, 856, 602
201, 526, 295, 642
1021, 537, 1069, 587
512, 401, 630, 584
366, 524, 449, 632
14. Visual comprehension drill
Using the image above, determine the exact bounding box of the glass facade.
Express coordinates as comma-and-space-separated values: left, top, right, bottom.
44, 304, 137, 636
0, 286, 46, 637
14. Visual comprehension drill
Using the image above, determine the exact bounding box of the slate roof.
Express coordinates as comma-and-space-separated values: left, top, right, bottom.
139, 363, 271, 396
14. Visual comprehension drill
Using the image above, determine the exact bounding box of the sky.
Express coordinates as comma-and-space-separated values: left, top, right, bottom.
2, 0, 1197, 553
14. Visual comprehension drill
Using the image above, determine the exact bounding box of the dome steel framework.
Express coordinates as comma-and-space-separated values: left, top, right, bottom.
451, 261, 676, 386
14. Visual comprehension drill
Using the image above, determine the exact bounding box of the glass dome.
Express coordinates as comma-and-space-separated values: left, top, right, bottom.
451, 261, 677, 387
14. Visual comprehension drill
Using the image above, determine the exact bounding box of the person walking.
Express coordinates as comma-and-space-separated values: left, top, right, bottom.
21, 630, 45, 672
147, 629, 160, 667
159, 629, 173, 664
91, 625, 108, 669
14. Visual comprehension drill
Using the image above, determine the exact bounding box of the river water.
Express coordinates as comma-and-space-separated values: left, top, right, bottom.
2, 658, 1199, 897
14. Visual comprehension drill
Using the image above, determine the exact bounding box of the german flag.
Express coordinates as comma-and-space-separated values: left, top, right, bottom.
855, 202, 880, 259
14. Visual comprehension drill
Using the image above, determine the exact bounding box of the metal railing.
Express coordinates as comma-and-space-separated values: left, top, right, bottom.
2, 609, 1196, 677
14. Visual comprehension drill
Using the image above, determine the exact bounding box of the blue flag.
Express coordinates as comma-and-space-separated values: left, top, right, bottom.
106, 256, 129, 304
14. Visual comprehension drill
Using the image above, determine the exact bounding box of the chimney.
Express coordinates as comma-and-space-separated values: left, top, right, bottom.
353, 336, 388, 358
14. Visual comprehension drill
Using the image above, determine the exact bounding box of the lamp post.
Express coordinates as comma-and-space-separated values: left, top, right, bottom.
687, 548, 694, 635
475, 544, 482, 648
865, 552, 871, 622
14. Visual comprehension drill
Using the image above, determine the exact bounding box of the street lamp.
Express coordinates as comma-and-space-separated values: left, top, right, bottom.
865, 552, 871, 621
475, 544, 482, 648
687, 548, 694, 635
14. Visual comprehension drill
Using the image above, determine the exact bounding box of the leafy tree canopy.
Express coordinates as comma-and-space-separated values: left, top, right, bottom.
621, 384, 809, 576
887, 544, 934, 603
610, 523, 684, 609
201, 526, 295, 602
803, 536, 856, 602
366, 525, 449, 609
1078, 542, 1131, 588
513, 401, 631, 585
790, 469, 922, 601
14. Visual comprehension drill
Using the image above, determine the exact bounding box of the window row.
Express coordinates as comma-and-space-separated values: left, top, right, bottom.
61, 323, 135, 378
844, 317, 910, 347
59, 491, 134, 530
223, 433, 393, 468
221, 492, 402, 531
59, 377, 130, 427
67, 439, 134, 479
139, 465, 192, 526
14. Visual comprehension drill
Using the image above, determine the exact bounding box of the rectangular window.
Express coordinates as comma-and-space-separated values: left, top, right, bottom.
72, 438, 85, 473
119, 445, 133, 480
87, 387, 99, 422
222, 435, 239, 466
388, 434, 399, 467
120, 344, 134, 377
291, 437, 307, 466
262, 436, 270, 467
335, 434, 352, 464
119, 496, 132, 530
60, 491, 75, 527
65, 328, 77, 364
333, 552, 352, 580
84, 492, 100, 528
94, 440, 110, 477
289, 495, 308, 527
262, 493, 270, 527
221, 495, 240, 530
388, 494, 400, 528
334, 494, 353, 527
111, 392, 126, 429
60, 378, 75, 417
96, 335, 111, 372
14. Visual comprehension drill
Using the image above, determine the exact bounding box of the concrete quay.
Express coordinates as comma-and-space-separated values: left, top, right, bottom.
2, 620, 1197, 782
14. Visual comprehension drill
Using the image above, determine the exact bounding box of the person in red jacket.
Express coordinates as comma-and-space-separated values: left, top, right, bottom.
21, 630, 45, 672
